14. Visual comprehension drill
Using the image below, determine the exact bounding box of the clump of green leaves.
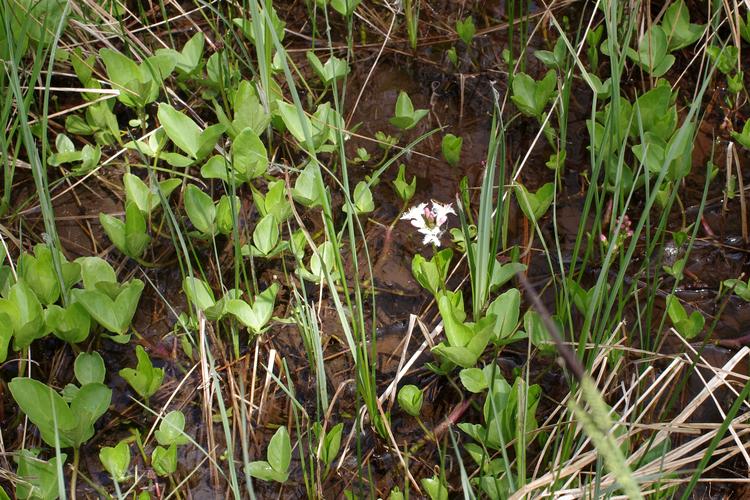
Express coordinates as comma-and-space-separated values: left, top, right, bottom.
100, 202, 150, 259
389, 91, 428, 131
306, 51, 350, 86
393, 164, 417, 203
48, 134, 101, 174
666, 295, 704, 339
248, 426, 292, 483
157, 103, 225, 166
456, 17, 476, 46
71, 277, 144, 338
151, 410, 190, 477
119, 345, 164, 401
226, 283, 280, 334
313, 422, 343, 470
397, 385, 424, 417
100, 440, 131, 484
510, 70, 557, 142
184, 184, 240, 237
411, 248, 452, 297
431, 291, 495, 368
441, 134, 463, 166
514, 182, 554, 223
9, 351, 112, 449
100, 48, 175, 109
724, 276, 750, 301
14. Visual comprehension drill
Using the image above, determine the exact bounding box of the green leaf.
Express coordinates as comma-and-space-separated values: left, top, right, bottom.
232, 127, 268, 180
329, 0, 361, 16
411, 248, 452, 297
151, 444, 177, 477
9, 377, 77, 448
441, 134, 463, 166
438, 292, 473, 347
225, 80, 270, 138
99, 48, 141, 107
397, 384, 424, 417
157, 103, 202, 158
184, 184, 216, 235
124, 201, 151, 258
421, 476, 448, 500
267, 425, 291, 475
392, 164, 416, 203
158, 103, 223, 161
456, 17, 476, 46
76, 256, 117, 290
226, 283, 279, 334
155, 410, 190, 446
252, 214, 280, 256
18, 245, 61, 305
182, 277, 215, 311
124, 173, 179, 213
724, 278, 750, 301
320, 423, 344, 466
662, 0, 704, 51
99, 441, 130, 483
254, 180, 292, 223
68, 382, 112, 448
342, 181, 374, 214
515, 182, 554, 222
213, 195, 238, 235
511, 70, 557, 119
630, 83, 677, 141
534, 38, 567, 69
389, 91, 428, 130
489, 261, 526, 292
731, 120, 750, 150
459, 367, 488, 393
298, 241, 338, 283
247, 460, 288, 482
306, 51, 350, 85
3, 281, 45, 350
627, 26, 674, 77
118, 345, 164, 400
277, 100, 336, 150
15, 450, 67, 500
156, 32, 204, 74
99, 212, 127, 255
0, 313, 11, 364
292, 163, 325, 207
71, 278, 144, 335
74, 351, 106, 385
487, 288, 521, 341
666, 295, 704, 339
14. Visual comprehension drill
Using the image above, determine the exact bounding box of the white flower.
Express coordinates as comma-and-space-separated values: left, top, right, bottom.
431, 201, 456, 226
400, 200, 455, 247
419, 226, 443, 246
401, 203, 428, 228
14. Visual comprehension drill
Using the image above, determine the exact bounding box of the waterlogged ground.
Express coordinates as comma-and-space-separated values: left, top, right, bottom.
4, 0, 750, 498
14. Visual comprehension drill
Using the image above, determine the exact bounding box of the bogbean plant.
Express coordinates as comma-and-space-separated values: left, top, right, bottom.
0, 247, 143, 357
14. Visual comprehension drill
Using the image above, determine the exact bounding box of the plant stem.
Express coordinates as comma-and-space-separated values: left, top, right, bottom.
71, 447, 80, 500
